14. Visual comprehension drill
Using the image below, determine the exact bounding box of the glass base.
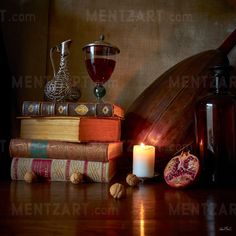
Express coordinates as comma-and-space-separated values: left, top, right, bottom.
139, 172, 161, 183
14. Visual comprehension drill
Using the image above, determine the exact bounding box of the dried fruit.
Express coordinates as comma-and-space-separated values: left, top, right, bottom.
70, 172, 83, 184
164, 151, 200, 188
24, 171, 38, 183
110, 183, 125, 199
126, 173, 140, 187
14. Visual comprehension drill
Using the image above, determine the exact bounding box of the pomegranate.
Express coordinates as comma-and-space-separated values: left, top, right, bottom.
164, 151, 200, 188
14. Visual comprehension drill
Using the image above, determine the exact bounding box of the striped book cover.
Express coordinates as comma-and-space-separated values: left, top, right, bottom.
11, 157, 117, 183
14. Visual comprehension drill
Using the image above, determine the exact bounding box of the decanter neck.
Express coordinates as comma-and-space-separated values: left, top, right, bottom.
58, 54, 69, 73
210, 65, 233, 94
213, 74, 227, 94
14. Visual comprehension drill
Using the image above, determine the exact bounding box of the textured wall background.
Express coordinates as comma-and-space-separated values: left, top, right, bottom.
47, 0, 236, 110
1, 0, 236, 112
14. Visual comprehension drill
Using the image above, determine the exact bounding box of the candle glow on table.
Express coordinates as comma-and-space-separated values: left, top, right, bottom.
133, 143, 155, 177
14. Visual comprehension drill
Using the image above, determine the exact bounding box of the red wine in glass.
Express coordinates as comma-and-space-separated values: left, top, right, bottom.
85, 58, 116, 84
83, 35, 120, 101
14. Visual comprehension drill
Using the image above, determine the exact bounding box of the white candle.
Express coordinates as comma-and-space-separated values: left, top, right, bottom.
133, 143, 155, 177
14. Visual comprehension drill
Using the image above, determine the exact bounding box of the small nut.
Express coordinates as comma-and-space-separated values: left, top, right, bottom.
70, 172, 83, 184
24, 171, 38, 183
126, 173, 140, 187
110, 183, 125, 199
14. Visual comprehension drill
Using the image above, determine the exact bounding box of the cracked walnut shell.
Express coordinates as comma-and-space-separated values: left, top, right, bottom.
24, 171, 38, 183
110, 183, 125, 199
70, 172, 83, 184
126, 174, 140, 186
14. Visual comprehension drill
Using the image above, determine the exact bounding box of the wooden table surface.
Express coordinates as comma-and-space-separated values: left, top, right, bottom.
0, 175, 236, 236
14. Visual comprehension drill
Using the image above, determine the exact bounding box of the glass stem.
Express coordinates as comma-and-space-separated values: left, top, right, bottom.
94, 84, 106, 102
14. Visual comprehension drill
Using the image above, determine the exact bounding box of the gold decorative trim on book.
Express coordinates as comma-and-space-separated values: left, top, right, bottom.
102, 106, 109, 115
75, 105, 89, 115
26, 102, 40, 115
58, 105, 65, 114
56, 103, 68, 115
28, 104, 34, 113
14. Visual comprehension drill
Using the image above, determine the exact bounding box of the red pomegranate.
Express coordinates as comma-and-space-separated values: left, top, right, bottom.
164, 151, 200, 188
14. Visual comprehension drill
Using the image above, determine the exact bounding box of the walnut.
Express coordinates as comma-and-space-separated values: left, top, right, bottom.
109, 183, 125, 199
126, 173, 140, 187
24, 171, 38, 183
70, 172, 83, 184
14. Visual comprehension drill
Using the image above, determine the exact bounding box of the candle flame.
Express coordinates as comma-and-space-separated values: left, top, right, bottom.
140, 143, 145, 148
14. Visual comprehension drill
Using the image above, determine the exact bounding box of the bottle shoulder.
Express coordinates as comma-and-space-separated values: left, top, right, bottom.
197, 93, 236, 105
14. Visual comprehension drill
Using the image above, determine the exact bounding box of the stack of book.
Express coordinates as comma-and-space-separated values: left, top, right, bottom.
10, 101, 124, 183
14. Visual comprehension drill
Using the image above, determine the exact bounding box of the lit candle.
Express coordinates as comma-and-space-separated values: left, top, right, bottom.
133, 143, 155, 177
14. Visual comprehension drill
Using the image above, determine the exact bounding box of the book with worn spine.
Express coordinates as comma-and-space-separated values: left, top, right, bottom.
11, 157, 116, 183
19, 117, 121, 143
9, 139, 123, 161
22, 101, 124, 118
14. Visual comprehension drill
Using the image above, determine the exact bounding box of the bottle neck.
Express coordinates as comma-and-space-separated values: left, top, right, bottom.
213, 75, 228, 94
210, 65, 232, 95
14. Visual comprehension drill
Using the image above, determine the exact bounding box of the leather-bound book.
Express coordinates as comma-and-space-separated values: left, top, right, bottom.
11, 157, 117, 183
19, 117, 121, 143
9, 139, 123, 162
22, 101, 124, 119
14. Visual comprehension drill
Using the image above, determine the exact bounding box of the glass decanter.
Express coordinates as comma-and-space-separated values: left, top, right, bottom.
82, 35, 120, 102
194, 65, 236, 186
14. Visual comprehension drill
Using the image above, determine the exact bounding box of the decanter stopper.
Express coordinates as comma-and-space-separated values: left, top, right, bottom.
44, 39, 81, 102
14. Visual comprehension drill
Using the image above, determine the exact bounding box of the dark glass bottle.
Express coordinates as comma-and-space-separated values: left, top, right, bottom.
195, 65, 236, 186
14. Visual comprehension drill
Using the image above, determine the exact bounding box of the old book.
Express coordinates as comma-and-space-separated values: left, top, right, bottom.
19, 117, 121, 142
9, 139, 123, 161
11, 157, 116, 183
22, 101, 124, 118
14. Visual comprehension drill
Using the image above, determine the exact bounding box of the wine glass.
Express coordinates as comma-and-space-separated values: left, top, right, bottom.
83, 35, 120, 102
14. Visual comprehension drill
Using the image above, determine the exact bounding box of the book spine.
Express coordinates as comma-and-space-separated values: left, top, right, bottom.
22, 101, 118, 117
9, 139, 109, 161
11, 158, 114, 183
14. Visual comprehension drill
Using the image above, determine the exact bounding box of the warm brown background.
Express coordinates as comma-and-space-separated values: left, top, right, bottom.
1, 0, 236, 113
